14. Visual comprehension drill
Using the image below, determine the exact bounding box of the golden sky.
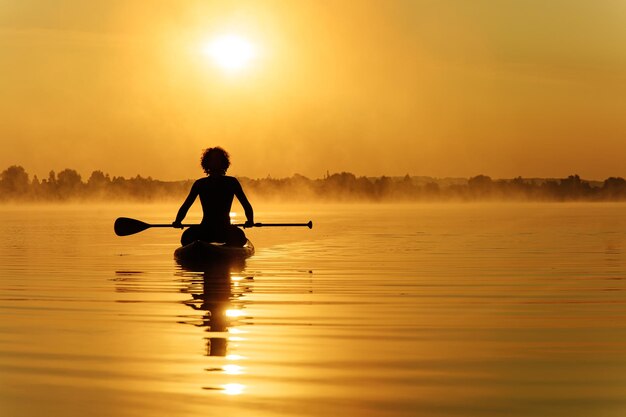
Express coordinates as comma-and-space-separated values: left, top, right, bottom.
1, 0, 625, 180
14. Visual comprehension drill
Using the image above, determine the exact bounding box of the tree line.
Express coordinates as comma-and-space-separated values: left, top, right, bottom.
0, 166, 189, 202
2, 165, 626, 202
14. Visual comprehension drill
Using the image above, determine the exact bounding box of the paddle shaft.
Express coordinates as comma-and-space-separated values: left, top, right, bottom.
149, 222, 312, 228
114, 216, 312, 236
233, 222, 313, 228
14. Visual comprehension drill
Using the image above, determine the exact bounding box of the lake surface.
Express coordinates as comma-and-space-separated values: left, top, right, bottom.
1, 202, 626, 417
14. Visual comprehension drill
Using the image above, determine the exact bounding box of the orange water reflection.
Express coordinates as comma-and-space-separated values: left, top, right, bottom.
176, 258, 253, 395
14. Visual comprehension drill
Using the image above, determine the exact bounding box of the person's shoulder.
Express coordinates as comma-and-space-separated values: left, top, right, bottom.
224, 175, 243, 189
224, 175, 241, 183
192, 177, 210, 187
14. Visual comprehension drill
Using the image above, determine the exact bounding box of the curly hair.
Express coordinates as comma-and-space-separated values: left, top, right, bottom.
200, 147, 231, 175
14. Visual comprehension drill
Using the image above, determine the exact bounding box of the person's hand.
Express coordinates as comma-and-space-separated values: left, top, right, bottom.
244, 220, 255, 229
172, 221, 183, 229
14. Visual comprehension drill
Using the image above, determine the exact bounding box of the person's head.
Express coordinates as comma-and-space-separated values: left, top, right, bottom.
201, 147, 231, 176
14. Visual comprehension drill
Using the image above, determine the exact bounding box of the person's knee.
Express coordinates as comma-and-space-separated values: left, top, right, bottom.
226, 227, 246, 247
181, 226, 200, 246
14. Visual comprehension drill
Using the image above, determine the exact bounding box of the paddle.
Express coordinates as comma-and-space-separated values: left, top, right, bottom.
114, 217, 313, 236
233, 221, 313, 229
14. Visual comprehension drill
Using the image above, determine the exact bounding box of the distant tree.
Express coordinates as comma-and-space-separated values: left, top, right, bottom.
87, 170, 110, 187
30, 174, 42, 199
0, 165, 30, 196
468, 175, 493, 189
324, 172, 359, 199
374, 176, 392, 199
327, 172, 357, 187
57, 169, 82, 186
559, 174, 592, 200
468, 175, 493, 198
85, 170, 111, 198
57, 169, 83, 198
540, 180, 560, 200
561, 174, 582, 186
393, 174, 416, 198
603, 177, 626, 189
47, 170, 57, 186
422, 181, 440, 198
602, 177, 626, 200
505, 176, 529, 198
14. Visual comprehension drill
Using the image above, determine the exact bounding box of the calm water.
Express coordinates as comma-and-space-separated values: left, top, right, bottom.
2, 203, 626, 417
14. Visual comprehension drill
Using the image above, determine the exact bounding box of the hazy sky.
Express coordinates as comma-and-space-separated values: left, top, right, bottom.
1, 0, 625, 180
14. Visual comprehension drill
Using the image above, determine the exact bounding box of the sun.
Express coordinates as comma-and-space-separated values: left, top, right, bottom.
204, 34, 256, 72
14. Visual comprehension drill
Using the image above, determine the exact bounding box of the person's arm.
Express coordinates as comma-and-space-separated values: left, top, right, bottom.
234, 179, 254, 227
173, 181, 199, 227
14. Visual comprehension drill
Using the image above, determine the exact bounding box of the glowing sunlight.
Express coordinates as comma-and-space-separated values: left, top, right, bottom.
204, 34, 256, 72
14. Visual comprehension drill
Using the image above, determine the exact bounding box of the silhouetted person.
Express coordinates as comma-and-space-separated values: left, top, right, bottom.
173, 147, 254, 246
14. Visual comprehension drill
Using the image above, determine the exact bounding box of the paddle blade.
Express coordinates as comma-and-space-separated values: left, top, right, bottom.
114, 217, 151, 236
307, 221, 313, 229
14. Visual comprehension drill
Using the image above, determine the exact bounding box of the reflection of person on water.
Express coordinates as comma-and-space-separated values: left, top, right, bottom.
185, 266, 232, 357
173, 147, 254, 246
178, 261, 253, 357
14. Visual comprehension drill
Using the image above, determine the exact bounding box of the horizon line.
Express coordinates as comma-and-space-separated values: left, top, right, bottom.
3, 164, 626, 184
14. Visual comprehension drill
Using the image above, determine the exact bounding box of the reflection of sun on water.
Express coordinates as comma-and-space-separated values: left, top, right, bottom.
223, 364, 244, 375
222, 383, 245, 395
225, 309, 244, 318
226, 354, 245, 361
221, 353, 245, 394
228, 336, 245, 342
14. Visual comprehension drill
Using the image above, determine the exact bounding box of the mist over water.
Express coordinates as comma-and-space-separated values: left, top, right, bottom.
1, 202, 626, 417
